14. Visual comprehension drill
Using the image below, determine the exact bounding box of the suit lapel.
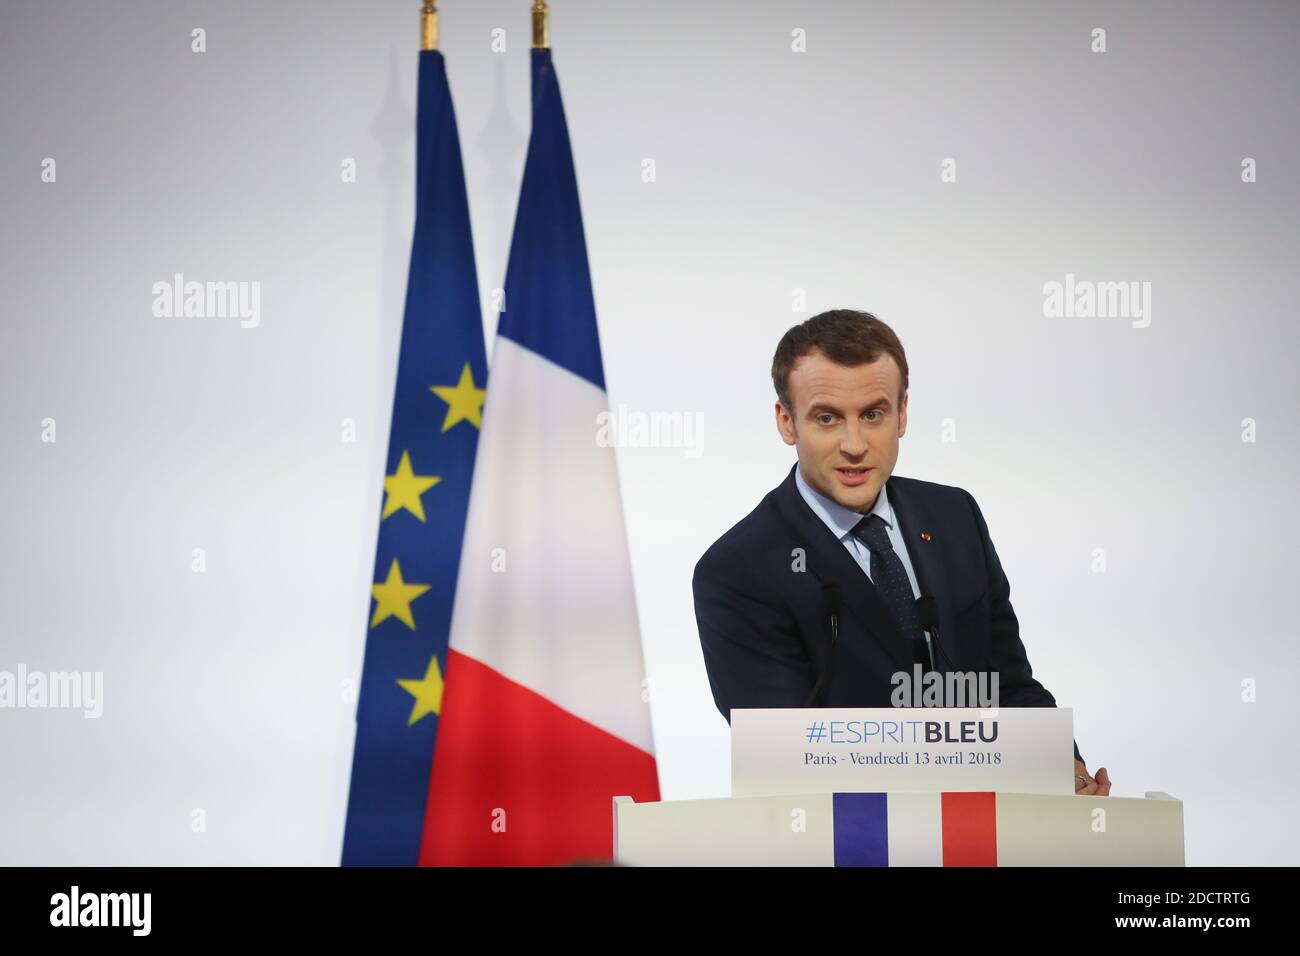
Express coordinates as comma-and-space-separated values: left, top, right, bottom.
887, 476, 959, 669
772, 465, 913, 671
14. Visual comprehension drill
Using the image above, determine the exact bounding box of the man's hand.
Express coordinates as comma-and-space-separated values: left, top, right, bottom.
1074, 758, 1111, 796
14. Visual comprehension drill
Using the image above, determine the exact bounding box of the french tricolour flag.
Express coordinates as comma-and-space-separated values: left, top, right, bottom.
835, 792, 1000, 866
419, 48, 660, 865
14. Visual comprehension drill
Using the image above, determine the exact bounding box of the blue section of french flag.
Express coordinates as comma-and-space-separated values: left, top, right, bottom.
833, 793, 889, 866
495, 50, 606, 390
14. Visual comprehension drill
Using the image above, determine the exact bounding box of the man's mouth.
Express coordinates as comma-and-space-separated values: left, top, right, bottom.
836, 466, 873, 486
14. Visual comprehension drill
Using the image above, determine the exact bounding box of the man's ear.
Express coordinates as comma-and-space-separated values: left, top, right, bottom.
775, 401, 797, 446
898, 391, 908, 438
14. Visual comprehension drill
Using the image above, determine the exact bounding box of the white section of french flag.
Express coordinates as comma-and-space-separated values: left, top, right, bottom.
447, 338, 655, 752
887, 792, 945, 866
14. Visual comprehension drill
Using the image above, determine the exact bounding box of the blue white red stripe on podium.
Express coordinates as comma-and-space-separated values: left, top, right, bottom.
834, 792, 999, 866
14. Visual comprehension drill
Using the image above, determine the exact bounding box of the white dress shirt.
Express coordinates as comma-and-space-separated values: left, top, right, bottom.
794, 465, 935, 667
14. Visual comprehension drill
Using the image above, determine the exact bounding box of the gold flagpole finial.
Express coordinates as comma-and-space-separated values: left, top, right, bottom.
421, 1, 439, 51
532, 1, 550, 50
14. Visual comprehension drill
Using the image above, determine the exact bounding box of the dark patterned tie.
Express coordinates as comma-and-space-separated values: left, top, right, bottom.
851, 513, 933, 671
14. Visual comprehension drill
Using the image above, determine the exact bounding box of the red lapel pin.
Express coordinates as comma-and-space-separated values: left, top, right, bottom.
920, 531, 933, 541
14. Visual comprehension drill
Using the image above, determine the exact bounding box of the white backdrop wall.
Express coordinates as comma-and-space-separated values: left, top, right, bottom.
1, 0, 1297, 864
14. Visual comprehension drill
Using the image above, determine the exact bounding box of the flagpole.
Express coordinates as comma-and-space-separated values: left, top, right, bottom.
532, 1, 549, 49
422, 1, 439, 51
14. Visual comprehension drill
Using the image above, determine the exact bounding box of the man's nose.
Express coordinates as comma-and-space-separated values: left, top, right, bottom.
841, 419, 868, 457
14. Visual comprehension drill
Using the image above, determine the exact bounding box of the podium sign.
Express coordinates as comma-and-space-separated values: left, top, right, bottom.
731, 707, 1075, 798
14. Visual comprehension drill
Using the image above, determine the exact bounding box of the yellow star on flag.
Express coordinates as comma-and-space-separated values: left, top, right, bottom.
397, 654, 445, 726
382, 450, 441, 522
430, 362, 486, 432
370, 558, 431, 631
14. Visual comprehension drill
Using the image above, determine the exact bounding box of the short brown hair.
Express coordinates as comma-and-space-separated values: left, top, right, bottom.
771, 309, 909, 411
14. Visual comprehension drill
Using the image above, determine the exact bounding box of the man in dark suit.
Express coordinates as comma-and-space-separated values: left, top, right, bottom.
693, 309, 1111, 795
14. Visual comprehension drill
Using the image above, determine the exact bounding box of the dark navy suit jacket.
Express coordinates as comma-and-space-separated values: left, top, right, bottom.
692, 464, 1083, 765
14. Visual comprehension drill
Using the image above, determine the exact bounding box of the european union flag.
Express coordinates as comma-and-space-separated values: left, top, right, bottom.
341, 49, 487, 866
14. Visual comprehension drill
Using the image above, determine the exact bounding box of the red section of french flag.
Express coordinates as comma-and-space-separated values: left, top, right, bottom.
418, 650, 661, 866
941, 792, 998, 866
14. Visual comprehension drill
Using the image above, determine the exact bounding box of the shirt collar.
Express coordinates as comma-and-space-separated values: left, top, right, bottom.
794, 464, 894, 542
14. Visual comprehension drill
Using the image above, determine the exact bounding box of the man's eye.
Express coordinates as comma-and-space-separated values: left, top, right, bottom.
865, 410, 881, 421
818, 415, 835, 425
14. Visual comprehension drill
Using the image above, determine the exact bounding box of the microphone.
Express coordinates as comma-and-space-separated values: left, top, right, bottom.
915, 595, 959, 672
804, 583, 842, 707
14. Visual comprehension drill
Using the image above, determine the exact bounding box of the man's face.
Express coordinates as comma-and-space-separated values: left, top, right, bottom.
775, 348, 908, 513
